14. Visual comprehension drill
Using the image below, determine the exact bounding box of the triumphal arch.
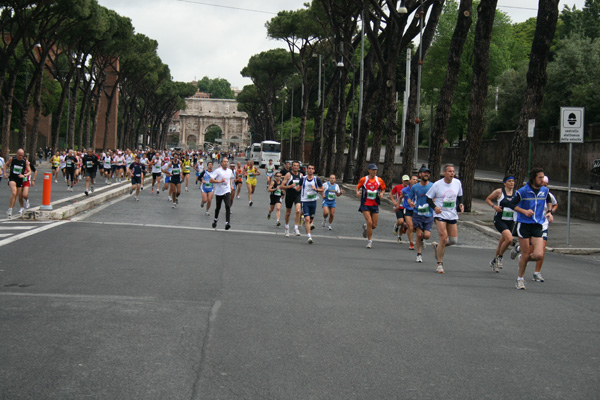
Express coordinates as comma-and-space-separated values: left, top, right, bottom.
178, 97, 249, 150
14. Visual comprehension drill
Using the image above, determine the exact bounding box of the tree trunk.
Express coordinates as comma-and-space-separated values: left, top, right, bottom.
504, 0, 559, 186
428, 0, 473, 180
460, 0, 497, 212
67, 69, 79, 149
77, 76, 93, 150
28, 57, 46, 166
90, 73, 106, 150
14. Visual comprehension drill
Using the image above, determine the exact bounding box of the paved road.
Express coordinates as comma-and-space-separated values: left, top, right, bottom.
1, 173, 598, 399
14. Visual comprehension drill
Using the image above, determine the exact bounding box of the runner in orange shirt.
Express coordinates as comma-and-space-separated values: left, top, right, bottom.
355, 163, 386, 249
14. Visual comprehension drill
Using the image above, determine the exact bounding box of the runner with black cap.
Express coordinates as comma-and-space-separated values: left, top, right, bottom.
355, 163, 386, 249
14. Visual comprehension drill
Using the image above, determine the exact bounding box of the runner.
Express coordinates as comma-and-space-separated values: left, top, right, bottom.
500, 167, 553, 290
102, 150, 112, 184
321, 174, 344, 230
59, 150, 66, 182
210, 157, 234, 230
403, 176, 418, 249
427, 164, 464, 274
299, 165, 323, 244
200, 161, 215, 215
64, 149, 78, 191
162, 152, 182, 208
245, 160, 260, 206
355, 163, 386, 249
50, 151, 60, 182
234, 161, 243, 199
485, 175, 517, 272
128, 154, 145, 201
149, 152, 163, 194
82, 148, 99, 196
390, 175, 410, 243
20, 156, 36, 211
280, 160, 291, 178
281, 161, 303, 237
531, 175, 558, 282
267, 171, 284, 226
408, 167, 434, 263
4, 149, 30, 217
265, 159, 276, 189
139, 151, 149, 190
182, 153, 192, 192
229, 164, 237, 207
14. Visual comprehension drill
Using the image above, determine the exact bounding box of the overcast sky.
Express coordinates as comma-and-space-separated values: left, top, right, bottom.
96, 0, 586, 90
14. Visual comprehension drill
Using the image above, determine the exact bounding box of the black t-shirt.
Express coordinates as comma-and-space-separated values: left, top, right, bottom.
65, 155, 77, 169
82, 154, 98, 170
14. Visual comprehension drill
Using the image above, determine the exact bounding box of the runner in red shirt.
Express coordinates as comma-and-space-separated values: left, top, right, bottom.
355, 163, 386, 249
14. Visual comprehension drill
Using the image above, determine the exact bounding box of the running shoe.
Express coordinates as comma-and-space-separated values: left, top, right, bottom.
533, 272, 544, 282
135, 197, 139, 201
225, 223, 231, 230
510, 245, 520, 260
25, 200, 29, 209
205, 211, 209, 216
85, 190, 89, 196
322, 219, 327, 228
516, 279, 526, 290
172, 203, 176, 208
201, 202, 204, 208
294, 228, 300, 236
436, 264, 445, 274
249, 201, 253, 207
362, 223, 367, 238
267, 213, 271, 220
185, 187, 188, 192
55, 179, 58, 183
393, 223, 398, 235
307, 237, 314, 244
490, 258, 499, 273
130, 188, 133, 195
6, 208, 12, 217
496, 255, 503, 269
151, 189, 154, 193
237, 195, 240, 199
18, 208, 24, 215
408, 242, 415, 250
366, 240, 372, 249
276, 220, 281, 226
310, 224, 315, 231
212, 220, 217, 228
416, 254, 423, 263
141, 186, 144, 190
328, 225, 332, 231
285, 228, 290, 237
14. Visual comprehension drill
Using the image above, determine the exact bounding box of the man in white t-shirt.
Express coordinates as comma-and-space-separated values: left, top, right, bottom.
425, 164, 464, 274
210, 157, 234, 230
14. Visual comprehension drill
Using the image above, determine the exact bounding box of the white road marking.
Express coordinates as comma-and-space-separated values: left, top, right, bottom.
0, 221, 69, 247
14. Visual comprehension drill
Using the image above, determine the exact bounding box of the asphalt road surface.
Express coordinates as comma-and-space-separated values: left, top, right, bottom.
1, 173, 598, 399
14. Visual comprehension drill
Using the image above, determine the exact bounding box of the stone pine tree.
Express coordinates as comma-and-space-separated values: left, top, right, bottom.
459, 0, 497, 212
427, 0, 473, 180
504, 0, 560, 185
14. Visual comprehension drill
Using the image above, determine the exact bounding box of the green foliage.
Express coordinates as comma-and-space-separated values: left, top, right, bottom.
196, 76, 235, 99
560, 0, 600, 39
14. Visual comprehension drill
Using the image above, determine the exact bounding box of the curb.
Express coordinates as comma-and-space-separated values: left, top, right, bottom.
26, 177, 152, 220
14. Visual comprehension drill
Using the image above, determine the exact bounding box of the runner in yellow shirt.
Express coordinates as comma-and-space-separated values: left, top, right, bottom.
244, 160, 260, 206
50, 152, 61, 183
182, 154, 192, 192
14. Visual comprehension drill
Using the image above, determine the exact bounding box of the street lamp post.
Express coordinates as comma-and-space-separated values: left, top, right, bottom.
414, 0, 424, 171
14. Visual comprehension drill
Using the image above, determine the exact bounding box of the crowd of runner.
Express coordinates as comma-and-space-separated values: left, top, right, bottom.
2, 148, 556, 290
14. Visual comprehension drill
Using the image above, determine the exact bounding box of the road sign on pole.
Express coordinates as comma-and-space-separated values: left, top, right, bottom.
560, 107, 584, 143
560, 107, 584, 246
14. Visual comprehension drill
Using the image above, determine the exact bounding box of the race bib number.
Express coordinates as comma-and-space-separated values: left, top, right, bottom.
366, 190, 378, 200
172, 168, 180, 175
12, 165, 23, 175
293, 179, 300, 187
327, 192, 336, 200
442, 201, 455, 208
86, 161, 93, 168
248, 173, 255, 179
274, 189, 281, 196
53, 161, 59, 167
66, 161, 73, 168
502, 210, 514, 219
307, 194, 317, 200
418, 204, 430, 215
204, 182, 212, 188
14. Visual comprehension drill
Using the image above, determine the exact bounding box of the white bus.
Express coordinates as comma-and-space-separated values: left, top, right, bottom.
259, 140, 281, 168
249, 143, 261, 163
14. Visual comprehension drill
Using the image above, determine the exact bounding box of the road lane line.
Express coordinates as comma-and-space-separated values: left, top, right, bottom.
0, 221, 69, 248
